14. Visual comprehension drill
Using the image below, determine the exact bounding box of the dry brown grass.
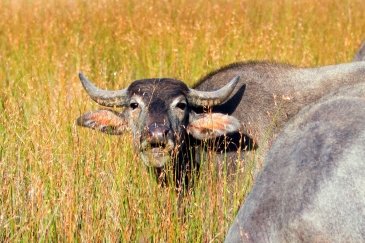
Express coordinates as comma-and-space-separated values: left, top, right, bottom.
0, 0, 364, 241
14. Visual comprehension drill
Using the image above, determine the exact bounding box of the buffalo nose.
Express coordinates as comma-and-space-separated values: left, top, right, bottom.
147, 124, 169, 144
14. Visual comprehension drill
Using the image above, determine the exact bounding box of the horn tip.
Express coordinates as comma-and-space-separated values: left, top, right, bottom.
228, 75, 240, 89
78, 72, 85, 80
232, 75, 240, 84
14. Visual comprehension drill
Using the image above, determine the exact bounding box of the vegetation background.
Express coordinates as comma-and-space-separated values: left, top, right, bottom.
0, 0, 364, 241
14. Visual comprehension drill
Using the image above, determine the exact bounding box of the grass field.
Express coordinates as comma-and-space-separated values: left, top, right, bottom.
0, 0, 364, 241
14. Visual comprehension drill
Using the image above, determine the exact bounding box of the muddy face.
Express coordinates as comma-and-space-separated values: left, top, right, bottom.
125, 80, 190, 167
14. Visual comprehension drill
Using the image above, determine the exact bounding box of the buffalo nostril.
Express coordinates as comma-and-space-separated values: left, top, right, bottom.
150, 130, 164, 140
147, 124, 170, 144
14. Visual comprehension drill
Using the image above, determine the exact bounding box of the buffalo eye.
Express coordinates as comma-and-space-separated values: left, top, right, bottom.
176, 102, 186, 110
130, 102, 139, 110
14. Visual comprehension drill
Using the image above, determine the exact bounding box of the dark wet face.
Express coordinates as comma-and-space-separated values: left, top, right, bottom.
125, 79, 190, 167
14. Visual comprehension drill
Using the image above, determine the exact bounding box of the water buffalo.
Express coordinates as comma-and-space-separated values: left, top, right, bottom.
224, 82, 365, 242
77, 60, 365, 184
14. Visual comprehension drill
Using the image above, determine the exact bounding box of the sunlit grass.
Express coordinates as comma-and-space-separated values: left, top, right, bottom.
0, 0, 364, 241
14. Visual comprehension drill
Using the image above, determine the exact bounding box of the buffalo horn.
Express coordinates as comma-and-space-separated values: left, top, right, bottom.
188, 76, 240, 107
79, 72, 128, 107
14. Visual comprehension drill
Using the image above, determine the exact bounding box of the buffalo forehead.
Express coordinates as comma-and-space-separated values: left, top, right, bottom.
127, 78, 189, 101
149, 98, 167, 112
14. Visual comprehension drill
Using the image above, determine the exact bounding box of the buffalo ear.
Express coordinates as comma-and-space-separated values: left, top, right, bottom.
76, 109, 128, 135
187, 113, 241, 140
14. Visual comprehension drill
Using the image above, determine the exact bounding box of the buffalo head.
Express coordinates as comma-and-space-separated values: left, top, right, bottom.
76, 73, 241, 168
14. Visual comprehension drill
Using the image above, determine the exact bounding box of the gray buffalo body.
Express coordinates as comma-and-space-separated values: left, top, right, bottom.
195, 61, 365, 160
224, 83, 365, 242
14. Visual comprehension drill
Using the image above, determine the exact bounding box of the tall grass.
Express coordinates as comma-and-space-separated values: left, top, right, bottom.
0, 0, 364, 241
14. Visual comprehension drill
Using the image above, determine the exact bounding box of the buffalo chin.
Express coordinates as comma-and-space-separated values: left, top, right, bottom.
140, 149, 171, 168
